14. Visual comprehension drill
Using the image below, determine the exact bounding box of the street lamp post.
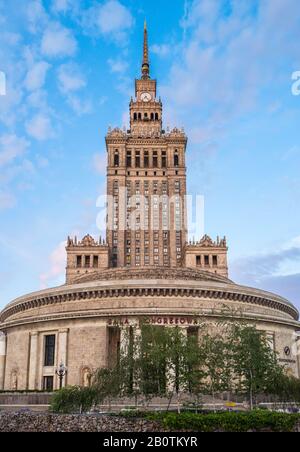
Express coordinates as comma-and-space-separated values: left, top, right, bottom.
55, 362, 67, 390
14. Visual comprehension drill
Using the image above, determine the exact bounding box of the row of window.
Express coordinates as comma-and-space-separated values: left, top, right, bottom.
196, 255, 218, 267
132, 112, 160, 121
76, 255, 99, 269
113, 180, 181, 196
113, 150, 180, 168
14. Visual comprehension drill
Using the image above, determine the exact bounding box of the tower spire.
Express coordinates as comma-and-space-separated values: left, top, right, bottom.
142, 20, 150, 79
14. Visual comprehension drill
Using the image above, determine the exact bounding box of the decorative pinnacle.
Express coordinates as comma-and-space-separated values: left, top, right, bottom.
142, 20, 150, 79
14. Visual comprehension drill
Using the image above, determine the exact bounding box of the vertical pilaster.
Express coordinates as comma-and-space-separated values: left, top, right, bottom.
120, 327, 129, 356
28, 332, 39, 390
57, 329, 69, 388
297, 337, 300, 379
0, 332, 6, 390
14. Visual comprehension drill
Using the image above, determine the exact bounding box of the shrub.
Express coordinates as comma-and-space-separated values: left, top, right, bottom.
50, 386, 98, 414
147, 411, 300, 432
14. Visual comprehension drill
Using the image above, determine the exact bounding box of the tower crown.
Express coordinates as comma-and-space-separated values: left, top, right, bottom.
131, 22, 160, 136
142, 20, 150, 79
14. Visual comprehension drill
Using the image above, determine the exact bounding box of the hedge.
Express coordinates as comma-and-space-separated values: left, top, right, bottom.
146, 411, 300, 432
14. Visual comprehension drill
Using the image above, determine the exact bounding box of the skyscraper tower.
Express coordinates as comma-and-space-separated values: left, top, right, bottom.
106, 22, 188, 269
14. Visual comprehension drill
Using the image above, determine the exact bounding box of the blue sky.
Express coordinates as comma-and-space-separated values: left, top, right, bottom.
0, 0, 300, 311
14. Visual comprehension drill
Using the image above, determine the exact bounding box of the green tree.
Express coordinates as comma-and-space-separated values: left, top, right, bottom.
50, 386, 98, 414
92, 367, 122, 411
200, 331, 233, 411
117, 323, 205, 412
230, 324, 285, 410
164, 326, 204, 413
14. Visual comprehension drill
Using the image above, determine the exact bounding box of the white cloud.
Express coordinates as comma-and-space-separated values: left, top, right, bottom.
36, 154, 49, 168
150, 44, 171, 57
26, 89, 48, 110
93, 153, 107, 175
40, 241, 66, 288
83, 0, 134, 42
41, 23, 77, 58
24, 61, 51, 91
2, 32, 22, 46
52, 0, 72, 13
160, 0, 300, 143
67, 96, 92, 116
231, 236, 300, 285
0, 134, 30, 167
56, 63, 91, 115
26, 114, 54, 141
27, 0, 48, 34
0, 191, 16, 210
231, 235, 300, 308
108, 58, 129, 74
57, 63, 86, 93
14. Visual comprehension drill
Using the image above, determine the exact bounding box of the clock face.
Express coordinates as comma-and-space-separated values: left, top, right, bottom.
141, 92, 152, 102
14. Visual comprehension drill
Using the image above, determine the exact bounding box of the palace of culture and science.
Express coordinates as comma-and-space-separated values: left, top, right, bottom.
0, 24, 299, 392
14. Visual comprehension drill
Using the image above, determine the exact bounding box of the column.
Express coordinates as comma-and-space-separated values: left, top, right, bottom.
297, 337, 300, 379
120, 327, 129, 356
0, 332, 6, 390
28, 332, 39, 390
57, 329, 69, 389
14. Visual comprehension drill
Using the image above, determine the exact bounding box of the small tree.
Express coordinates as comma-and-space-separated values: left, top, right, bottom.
165, 327, 204, 413
50, 386, 98, 414
269, 373, 300, 406
92, 367, 122, 411
230, 324, 285, 410
199, 332, 233, 411
119, 323, 205, 413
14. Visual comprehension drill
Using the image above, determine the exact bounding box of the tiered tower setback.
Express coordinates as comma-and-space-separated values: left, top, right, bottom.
65, 23, 228, 281
106, 21, 188, 269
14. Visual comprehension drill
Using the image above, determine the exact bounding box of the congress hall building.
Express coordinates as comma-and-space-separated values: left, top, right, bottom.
0, 25, 300, 392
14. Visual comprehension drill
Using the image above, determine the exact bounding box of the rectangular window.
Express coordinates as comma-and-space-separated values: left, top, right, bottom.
204, 255, 210, 266
44, 335, 56, 367
144, 151, 149, 168
85, 256, 90, 268
76, 256, 82, 268
43, 376, 54, 392
213, 255, 218, 267
93, 256, 99, 268
126, 151, 132, 167
135, 151, 141, 168
196, 256, 201, 266
162, 151, 167, 168
153, 151, 158, 167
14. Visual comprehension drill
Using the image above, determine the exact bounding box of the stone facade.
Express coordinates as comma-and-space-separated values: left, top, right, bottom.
0, 24, 299, 391
185, 235, 228, 278
66, 235, 109, 285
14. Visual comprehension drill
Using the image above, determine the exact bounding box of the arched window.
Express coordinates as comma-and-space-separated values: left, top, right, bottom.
138, 113, 142, 120
174, 150, 179, 167
150, 113, 154, 120
133, 113, 137, 121
155, 113, 159, 121
114, 150, 119, 167
144, 112, 148, 119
